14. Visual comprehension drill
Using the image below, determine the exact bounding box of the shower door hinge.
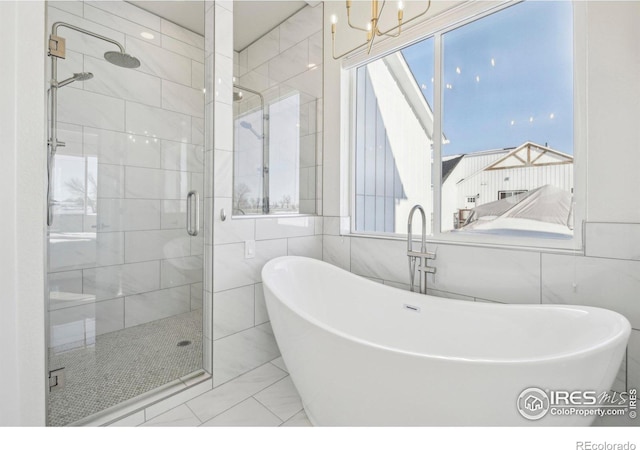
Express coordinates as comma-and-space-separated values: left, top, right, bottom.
49, 368, 65, 392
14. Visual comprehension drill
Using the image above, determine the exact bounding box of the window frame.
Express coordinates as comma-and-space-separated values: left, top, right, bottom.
344, 0, 587, 252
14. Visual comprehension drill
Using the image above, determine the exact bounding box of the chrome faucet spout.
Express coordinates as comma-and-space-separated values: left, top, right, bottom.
407, 204, 436, 294
407, 204, 427, 253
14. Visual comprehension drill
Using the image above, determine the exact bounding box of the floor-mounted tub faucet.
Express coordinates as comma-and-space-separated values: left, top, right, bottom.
407, 205, 436, 294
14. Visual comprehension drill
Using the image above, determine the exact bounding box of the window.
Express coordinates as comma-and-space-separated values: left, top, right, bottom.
498, 191, 527, 201
352, 1, 576, 243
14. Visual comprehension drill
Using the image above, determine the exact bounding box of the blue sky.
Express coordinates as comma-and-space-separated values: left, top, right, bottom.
401, 1, 574, 157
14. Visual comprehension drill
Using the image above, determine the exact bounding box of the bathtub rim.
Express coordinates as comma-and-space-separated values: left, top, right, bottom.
262, 256, 632, 365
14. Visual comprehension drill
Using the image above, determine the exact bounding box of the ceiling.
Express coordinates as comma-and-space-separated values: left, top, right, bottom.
128, 1, 314, 52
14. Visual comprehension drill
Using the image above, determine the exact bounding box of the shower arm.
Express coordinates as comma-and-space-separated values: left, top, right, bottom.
51, 22, 126, 54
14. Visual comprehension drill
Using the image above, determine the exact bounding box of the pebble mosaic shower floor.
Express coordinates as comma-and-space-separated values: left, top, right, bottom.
47, 309, 203, 427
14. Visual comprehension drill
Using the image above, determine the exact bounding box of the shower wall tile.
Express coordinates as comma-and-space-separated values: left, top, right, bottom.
213, 285, 255, 340
192, 117, 205, 146
124, 285, 191, 327
49, 297, 125, 349
542, 254, 640, 329
162, 35, 205, 63
268, 40, 309, 84
161, 200, 187, 229
50, 1, 83, 16
191, 234, 205, 256
192, 61, 205, 91
84, 127, 161, 169
124, 229, 191, 263
125, 36, 192, 86
88, 199, 161, 232
58, 87, 125, 131
247, 28, 279, 71
84, 55, 162, 107
85, 1, 162, 32
82, 261, 160, 300
161, 141, 205, 173
49, 232, 124, 272
96, 163, 125, 198
124, 167, 189, 200
255, 216, 315, 240
238, 62, 271, 93
191, 283, 203, 310
308, 31, 322, 68
125, 102, 192, 143
83, 4, 160, 47
161, 255, 204, 288
161, 18, 204, 50
278, 3, 322, 52
162, 80, 205, 118
48, 269, 83, 295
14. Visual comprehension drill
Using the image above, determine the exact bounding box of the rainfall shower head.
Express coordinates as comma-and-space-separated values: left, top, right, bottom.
57, 72, 94, 88
104, 51, 141, 69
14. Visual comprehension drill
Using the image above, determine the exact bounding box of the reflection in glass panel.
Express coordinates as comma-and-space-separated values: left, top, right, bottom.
233, 87, 315, 215
234, 88, 266, 215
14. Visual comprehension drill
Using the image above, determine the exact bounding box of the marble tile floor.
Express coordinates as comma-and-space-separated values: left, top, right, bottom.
125, 357, 312, 427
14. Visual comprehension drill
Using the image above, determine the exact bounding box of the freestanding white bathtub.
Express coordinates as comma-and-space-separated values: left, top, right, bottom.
262, 256, 631, 426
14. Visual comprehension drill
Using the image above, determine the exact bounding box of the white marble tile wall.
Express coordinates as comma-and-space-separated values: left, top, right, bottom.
47, 0, 206, 349
212, 3, 324, 387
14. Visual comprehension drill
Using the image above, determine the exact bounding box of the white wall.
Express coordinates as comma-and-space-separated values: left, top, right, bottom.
322, 1, 640, 426
0, 0, 47, 426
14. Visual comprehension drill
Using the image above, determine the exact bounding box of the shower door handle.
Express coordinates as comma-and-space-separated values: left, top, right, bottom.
186, 191, 200, 237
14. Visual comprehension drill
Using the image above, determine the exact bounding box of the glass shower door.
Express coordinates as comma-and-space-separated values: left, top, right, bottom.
46, 1, 206, 426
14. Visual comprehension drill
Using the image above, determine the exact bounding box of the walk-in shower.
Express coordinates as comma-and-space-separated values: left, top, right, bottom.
45, 5, 208, 426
